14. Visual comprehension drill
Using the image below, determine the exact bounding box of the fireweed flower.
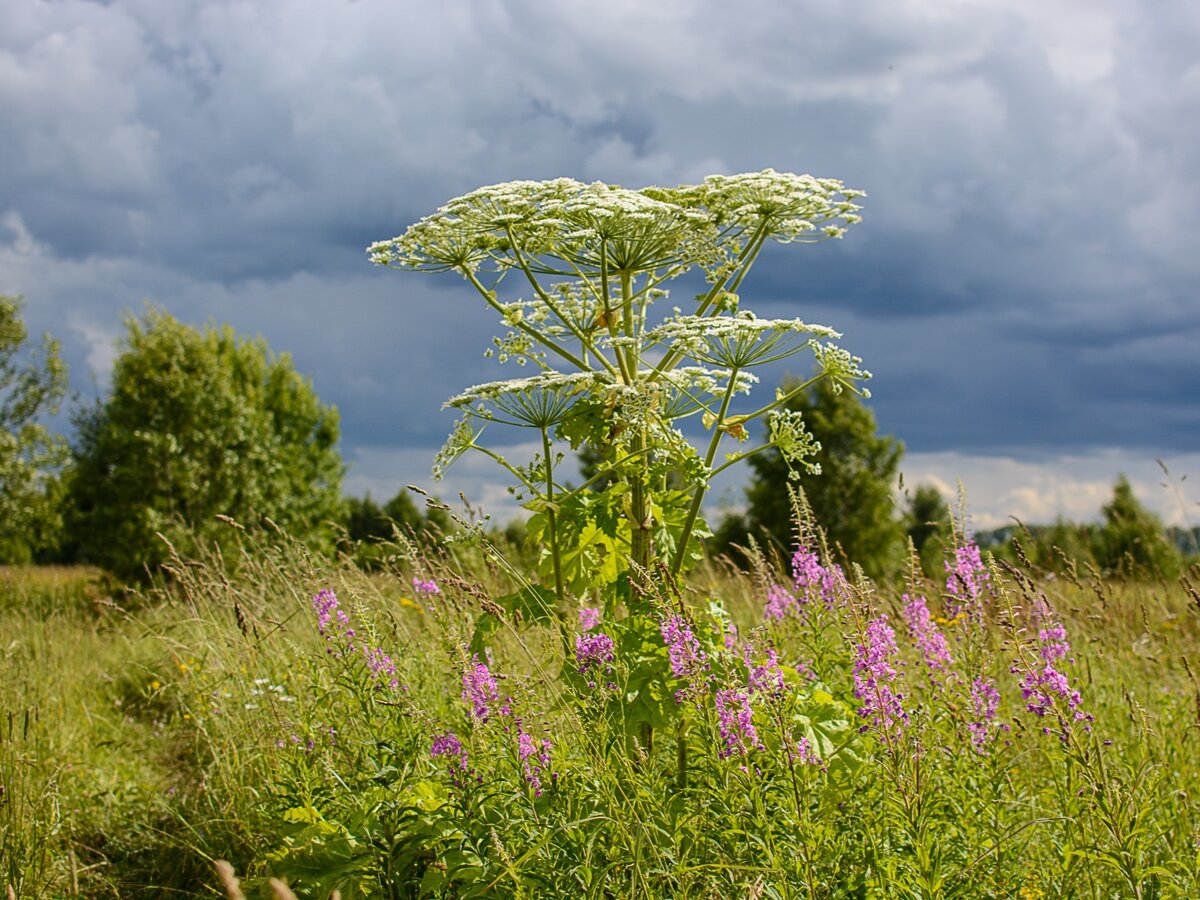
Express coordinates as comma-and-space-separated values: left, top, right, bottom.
431, 731, 471, 785
660, 614, 711, 702
967, 677, 1005, 753
412, 576, 441, 597
853, 616, 908, 740
312, 590, 403, 691
743, 644, 786, 696
313, 589, 356, 653
724, 621, 739, 650
764, 583, 798, 621
578, 606, 602, 633
461, 655, 502, 721
946, 541, 989, 621
715, 687, 762, 758
365, 647, 400, 691
1013, 617, 1092, 739
516, 725, 554, 796
575, 631, 616, 689
1038, 624, 1072, 664
790, 734, 822, 767
793, 546, 847, 609
763, 547, 845, 622
903, 594, 954, 684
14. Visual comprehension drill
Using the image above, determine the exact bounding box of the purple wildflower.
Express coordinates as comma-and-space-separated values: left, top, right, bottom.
578, 607, 602, 632
432, 731, 471, 786
313, 589, 338, 635
792, 546, 847, 609
461, 655, 501, 721
311, 590, 404, 691
365, 646, 400, 691
724, 621, 739, 650
312, 589, 356, 652
575, 631, 616, 689
853, 616, 908, 740
946, 541, 989, 621
790, 734, 822, 767
903, 594, 954, 684
412, 576, 441, 597
743, 645, 786, 696
660, 615, 710, 702
715, 688, 761, 758
516, 726, 554, 796
764, 583, 798, 621
1037, 625, 1072, 663
967, 677, 1004, 753
1013, 618, 1092, 739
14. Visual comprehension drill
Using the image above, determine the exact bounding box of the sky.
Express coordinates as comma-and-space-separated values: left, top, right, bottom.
2, 0, 1198, 530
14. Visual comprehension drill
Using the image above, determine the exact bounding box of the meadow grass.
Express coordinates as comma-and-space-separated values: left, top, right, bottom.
2, 529, 1199, 898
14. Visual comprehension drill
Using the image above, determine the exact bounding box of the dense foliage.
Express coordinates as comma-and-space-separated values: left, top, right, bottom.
3, 522, 1200, 898
0, 295, 68, 563
65, 309, 344, 580
342, 488, 454, 568
981, 474, 1185, 580
714, 374, 906, 579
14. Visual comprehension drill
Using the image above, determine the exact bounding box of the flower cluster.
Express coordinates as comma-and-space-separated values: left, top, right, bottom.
313, 589, 355, 652
660, 614, 710, 702
516, 725, 555, 796
412, 576, 441, 598
764, 583, 797, 621
461, 655, 504, 721
1014, 619, 1092, 738
578, 607, 602, 632
768, 409, 822, 476
968, 677, 1005, 753
645, 312, 840, 370
767, 546, 848, 621
789, 735, 822, 767
903, 594, 954, 685
852, 616, 908, 741
715, 688, 762, 758
311, 590, 401, 691
452, 656, 558, 796
431, 731, 471, 785
946, 541, 989, 621
743, 644, 786, 696
575, 632, 616, 690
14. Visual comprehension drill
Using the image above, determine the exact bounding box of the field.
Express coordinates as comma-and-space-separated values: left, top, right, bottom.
2, 528, 1200, 899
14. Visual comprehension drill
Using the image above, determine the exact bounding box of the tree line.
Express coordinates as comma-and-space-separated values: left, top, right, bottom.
706, 375, 1192, 582
0, 298, 446, 580
2, 295, 1191, 583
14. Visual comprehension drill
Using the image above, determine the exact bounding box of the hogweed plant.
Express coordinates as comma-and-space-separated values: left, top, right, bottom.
369, 171, 866, 605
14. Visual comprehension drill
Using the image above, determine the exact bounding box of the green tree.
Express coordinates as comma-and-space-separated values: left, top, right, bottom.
716, 375, 905, 580
343, 487, 454, 552
0, 296, 69, 563
66, 308, 344, 580
1098, 474, 1181, 578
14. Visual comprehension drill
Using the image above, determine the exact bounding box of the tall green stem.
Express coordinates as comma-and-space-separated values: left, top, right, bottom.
541, 427, 566, 610
461, 268, 595, 373
671, 367, 740, 576
619, 271, 652, 572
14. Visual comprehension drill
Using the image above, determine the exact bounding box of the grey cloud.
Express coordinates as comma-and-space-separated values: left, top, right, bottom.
1, 0, 1197, 518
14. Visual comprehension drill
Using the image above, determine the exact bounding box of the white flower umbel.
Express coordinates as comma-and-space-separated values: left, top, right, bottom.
445, 371, 608, 429
646, 312, 841, 369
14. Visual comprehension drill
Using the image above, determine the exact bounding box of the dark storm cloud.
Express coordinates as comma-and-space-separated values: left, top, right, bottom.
2, 0, 1197, 517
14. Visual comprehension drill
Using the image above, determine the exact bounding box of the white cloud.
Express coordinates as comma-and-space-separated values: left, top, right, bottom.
900, 449, 1200, 531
